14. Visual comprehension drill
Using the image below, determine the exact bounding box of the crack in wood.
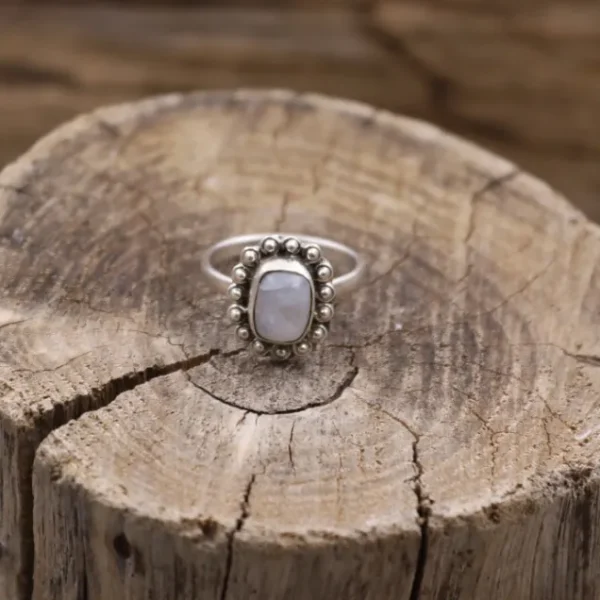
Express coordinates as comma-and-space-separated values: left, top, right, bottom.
288, 420, 297, 473
274, 193, 292, 233
463, 169, 520, 246
0, 318, 29, 332
567, 353, 600, 368
186, 350, 359, 416
510, 342, 600, 371
21, 345, 227, 600
220, 474, 256, 600
353, 396, 429, 598
77, 566, 89, 600
62, 297, 139, 324
12, 350, 97, 376
409, 437, 430, 600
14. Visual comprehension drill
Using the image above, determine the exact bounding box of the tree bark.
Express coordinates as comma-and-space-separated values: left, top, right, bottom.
0, 90, 599, 600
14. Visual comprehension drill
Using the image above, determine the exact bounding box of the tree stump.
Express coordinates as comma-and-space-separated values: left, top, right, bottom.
0, 90, 599, 600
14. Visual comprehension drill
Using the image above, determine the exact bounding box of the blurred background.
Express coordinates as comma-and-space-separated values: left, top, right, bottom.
1, 0, 599, 222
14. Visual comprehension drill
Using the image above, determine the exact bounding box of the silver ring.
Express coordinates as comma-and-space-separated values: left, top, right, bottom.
202, 234, 365, 360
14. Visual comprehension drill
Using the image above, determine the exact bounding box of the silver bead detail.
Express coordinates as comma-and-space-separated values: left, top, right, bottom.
319, 284, 335, 302
261, 237, 279, 255
294, 341, 311, 355
316, 264, 333, 282
228, 285, 243, 301
316, 304, 334, 322
284, 237, 301, 254
232, 265, 248, 284
236, 326, 250, 341
252, 340, 266, 354
274, 347, 292, 360
312, 325, 328, 341
228, 305, 243, 322
305, 245, 321, 263
241, 247, 259, 267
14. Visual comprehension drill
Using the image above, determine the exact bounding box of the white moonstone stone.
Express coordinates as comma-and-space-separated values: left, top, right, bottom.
254, 271, 312, 343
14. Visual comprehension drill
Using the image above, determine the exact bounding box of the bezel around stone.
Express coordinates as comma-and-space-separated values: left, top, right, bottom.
224, 235, 335, 360
248, 256, 315, 345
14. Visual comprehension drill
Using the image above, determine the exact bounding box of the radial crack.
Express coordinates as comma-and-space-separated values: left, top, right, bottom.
357, 398, 429, 599
543, 399, 577, 432
288, 420, 297, 472
542, 416, 554, 456
20, 345, 226, 600
12, 350, 96, 375
409, 437, 430, 600
517, 342, 600, 371
220, 474, 256, 600
324, 359, 359, 405
274, 193, 292, 232
0, 318, 29, 332
566, 352, 600, 368
464, 169, 520, 246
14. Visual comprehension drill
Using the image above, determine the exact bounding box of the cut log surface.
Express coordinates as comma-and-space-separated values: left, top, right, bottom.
0, 90, 599, 600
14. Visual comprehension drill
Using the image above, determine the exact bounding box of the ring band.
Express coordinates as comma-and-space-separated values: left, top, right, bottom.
202, 234, 365, 360
202, 234, 365, 296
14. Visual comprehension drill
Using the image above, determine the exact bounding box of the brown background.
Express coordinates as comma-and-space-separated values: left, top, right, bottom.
1, 0, 599, 223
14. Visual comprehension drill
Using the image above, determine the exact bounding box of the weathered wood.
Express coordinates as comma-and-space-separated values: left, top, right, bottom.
1, 4, 600, 224
0, 90, 599, 600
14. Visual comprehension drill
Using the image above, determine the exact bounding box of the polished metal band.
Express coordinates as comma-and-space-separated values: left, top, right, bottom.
202, 233, 365, 296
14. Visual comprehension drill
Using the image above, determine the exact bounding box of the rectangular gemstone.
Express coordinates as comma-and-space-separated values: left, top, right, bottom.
253, 270, 312, 344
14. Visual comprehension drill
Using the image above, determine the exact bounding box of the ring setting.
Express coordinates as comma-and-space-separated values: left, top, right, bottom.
227, 235, 335, 359
202, 233, 364, 361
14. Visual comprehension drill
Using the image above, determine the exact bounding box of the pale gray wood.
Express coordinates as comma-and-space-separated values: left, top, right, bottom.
0, 90, 598, 599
